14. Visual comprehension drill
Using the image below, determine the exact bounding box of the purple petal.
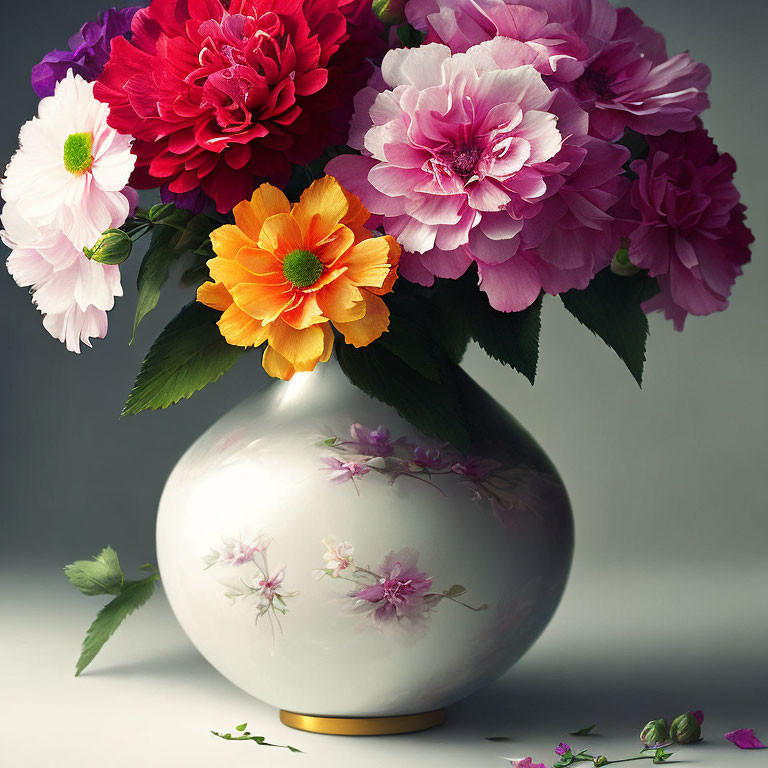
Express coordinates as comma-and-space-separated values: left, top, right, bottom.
725, 729, 767, 749
692, 710, 704, 725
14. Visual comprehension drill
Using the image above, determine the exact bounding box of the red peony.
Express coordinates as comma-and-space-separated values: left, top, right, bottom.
94, 0, 381, 213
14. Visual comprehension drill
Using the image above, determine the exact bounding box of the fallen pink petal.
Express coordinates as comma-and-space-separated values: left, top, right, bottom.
725, 729, 767, 749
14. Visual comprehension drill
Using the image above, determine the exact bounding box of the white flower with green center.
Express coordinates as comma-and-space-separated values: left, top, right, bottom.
1, 70, 136, 250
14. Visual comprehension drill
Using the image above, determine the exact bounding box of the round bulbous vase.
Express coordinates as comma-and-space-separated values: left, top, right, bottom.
156, 360, 573, 734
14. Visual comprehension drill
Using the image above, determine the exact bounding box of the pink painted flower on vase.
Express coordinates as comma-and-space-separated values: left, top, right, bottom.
327, 40, 629, 312
203, 532, 271, 567
347, 423, 395, 456
355, 549, 435, 624
321, 456, 372, 484
322, 538, 355, 577
619, 126, 753, 330
407, 0, 711, 141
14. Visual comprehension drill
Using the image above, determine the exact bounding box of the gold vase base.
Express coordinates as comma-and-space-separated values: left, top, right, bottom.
279, 708, 445, 736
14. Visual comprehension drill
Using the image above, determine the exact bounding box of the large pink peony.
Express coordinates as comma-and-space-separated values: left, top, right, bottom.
327, 40, 629, 311
621, 127, 753, 330
94, 0, 382, 214
407, 0, 711, 141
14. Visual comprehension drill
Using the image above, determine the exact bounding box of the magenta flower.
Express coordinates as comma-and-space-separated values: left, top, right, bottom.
505, 758, 549, 768
407, 0, 710, 141
411, 445, 450, 471
348, 423, 395, 457
321, 457, 372, 484
692, 711, 704, 725
327, 40, 628, 312
619, 126, 753, 330
355, 549, 433, 623
725, 729, 767, 750
555, 743, 571, 756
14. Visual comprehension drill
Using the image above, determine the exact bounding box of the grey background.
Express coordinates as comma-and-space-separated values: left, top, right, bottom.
1, 0, 765, 572
1, 2, 766, 765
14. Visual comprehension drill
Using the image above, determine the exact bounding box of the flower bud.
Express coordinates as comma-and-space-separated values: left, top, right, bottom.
593, 757, 608, 767
83, 229, 132, 265
610, 245, 639, 277
146, 202, 176, 222
372, 0, 406, 24
640, 719, 669, 747
669, 712, 701, 744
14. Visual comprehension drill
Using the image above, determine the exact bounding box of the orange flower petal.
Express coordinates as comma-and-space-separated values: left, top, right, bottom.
236, 245, 284, 279
342, 237, 392, 289
234, 184, 290, 241
281, 292, 326, 330
293, 176, 349, 237
368, 236, 401, 296
209, 224, 255, 260
268, 318, 327, 368
313, 225, 355, 267
258, 213, 304, 256
304, 265, 348, 293
218, 303, 270, 348
208, 255, 258, 289
197, 280, 233, 312
320, 323, 334, 364
333, 293, 390, 347
262, 344, 296, 381
340, 185, 372, 238
230, 281, 295, 324
316, 278, 366, 323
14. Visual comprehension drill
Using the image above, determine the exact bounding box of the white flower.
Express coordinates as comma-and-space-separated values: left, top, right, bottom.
1, 70, 136, 250
322, 538, 355, 577
218, 532, 270, 566
2, 202, 122, 352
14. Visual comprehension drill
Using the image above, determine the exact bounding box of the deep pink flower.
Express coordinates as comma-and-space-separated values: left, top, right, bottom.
355, 549, 433, 623
407, 0, 710, 141
327, 40, 628, 312
505, 758, 549, 768
620, 126, 753, 330
554, 743, 571, 756
411, 445, 449, 471
94, 0, 381, 214
451, 456, 501, 480
692, 711, 704, 726
321, 456, 371, 484
725, 729, 767, 750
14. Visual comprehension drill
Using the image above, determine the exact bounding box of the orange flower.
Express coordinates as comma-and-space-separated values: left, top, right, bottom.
197, 176, 400, 380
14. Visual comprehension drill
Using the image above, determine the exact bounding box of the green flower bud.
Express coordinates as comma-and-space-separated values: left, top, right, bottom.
146, 203, 176, 222
372, 0, 406, 25
593, 757, 608, 767
640, 719, 669, 747
83, 229, 132, 265
669, 712, 701, 744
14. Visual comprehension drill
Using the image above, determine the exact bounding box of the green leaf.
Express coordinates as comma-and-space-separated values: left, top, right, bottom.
561, 267, 652, 386
335, 340, 470, 453
235, 723, 247, 732
123, 303, 246, 416
75, 575, 158, 676
395, 23, 425, 47
211, 728, 302, 752
378, 315, 440, 383
131, 214, 218, 343
64, 547, 124, 597
464, 282, 543, 384
570, 724, 596, 736
444, 584, 467, 598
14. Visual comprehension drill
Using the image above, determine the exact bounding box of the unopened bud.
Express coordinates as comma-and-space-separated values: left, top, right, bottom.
611, 244, 639, 277
83, 229, 132, 265
640, 719, 669, 748
669, 712, 701, 744
372, 0, 406, 24
593, 757, 608, 767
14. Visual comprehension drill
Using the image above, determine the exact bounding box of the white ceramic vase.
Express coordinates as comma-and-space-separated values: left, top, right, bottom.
157, 361, 573, 733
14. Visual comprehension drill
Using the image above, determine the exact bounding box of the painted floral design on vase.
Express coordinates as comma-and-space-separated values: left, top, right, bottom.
203, 531, 297, 640
318, 539, 486, 629
157, 360, 573, 718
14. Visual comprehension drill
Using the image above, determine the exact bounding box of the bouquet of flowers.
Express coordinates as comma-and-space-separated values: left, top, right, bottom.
2, 0, 753, 451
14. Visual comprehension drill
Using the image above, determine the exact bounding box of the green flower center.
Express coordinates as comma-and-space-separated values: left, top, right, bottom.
63, 132, 94, 175
282, 249, 324, 288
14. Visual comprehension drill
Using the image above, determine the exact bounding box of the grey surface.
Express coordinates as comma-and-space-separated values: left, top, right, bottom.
1, 1, 766, 764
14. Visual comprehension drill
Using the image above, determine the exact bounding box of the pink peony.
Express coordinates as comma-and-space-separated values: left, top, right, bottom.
408, 0, 710, 141
327, 40, 628, 311
355, 549, 434, 623
620, 126, 753, 330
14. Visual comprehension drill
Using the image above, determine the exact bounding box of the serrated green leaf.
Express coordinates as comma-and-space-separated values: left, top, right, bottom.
75, 575, 158, 676
378, 315, 440, 383
464, 281, 542, 384
64, 547, 123, 597
123, 303, 246, 416
561, 267, 651, 386
335, 341, 470, 452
